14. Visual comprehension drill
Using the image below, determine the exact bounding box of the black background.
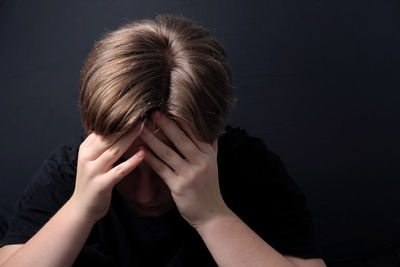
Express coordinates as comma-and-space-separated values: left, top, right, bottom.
1, 0, 399, 265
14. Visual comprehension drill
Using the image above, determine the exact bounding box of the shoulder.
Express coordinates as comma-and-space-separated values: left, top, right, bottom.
218, 124, 285, 171
217, 124, 306, 208
28, 134, 85, 191
0, 135, 86, 247
42, 135, 85, 173
21, 133, 86, 204
217, 124, 320, 258
217, 124, 300, 192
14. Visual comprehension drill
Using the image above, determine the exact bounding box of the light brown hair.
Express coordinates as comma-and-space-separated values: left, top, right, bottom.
79, 14, 236, 143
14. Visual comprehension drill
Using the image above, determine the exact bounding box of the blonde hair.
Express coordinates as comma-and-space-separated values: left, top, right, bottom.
79, 14, 236, 143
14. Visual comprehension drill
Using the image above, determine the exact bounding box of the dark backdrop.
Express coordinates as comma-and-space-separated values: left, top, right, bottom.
1, 0, 399, 265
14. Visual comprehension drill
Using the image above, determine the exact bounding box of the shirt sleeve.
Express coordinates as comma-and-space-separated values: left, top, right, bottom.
218, 126, 321, 259
0, 137, 81, 247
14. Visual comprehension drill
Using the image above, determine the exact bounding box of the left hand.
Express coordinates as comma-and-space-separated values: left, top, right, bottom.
138, 111, 232, 229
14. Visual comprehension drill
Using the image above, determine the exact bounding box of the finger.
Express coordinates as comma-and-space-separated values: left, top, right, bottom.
212, 138, 218, 153
174, 116, 215, 154
139, 145, 176, 188
139, 125, 187, 173
151, 111, 201, 162
101, 148, 145, 187
81, 132, 125, 161
79, 132, 97, 151
96, 122, 143, 169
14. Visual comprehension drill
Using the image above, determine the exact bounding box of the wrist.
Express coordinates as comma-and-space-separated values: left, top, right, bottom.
65, 197, 98, 227
195, 204, 237, 235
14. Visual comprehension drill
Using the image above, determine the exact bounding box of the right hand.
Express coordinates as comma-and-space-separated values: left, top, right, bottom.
70, 123, 145, 223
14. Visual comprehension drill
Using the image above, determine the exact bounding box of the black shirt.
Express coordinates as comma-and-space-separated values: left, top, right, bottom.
0, 125, 320, 266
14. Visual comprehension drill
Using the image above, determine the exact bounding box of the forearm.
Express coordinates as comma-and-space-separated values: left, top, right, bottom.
1, 198, 95, 267
196, 208, 297, 267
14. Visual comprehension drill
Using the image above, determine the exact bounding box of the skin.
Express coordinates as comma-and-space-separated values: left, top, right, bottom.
0, 111, 326, 267
136, 112, 225, 227
0, 124, 146, 266
115, 119, 175, 217
124, 111, 326, 266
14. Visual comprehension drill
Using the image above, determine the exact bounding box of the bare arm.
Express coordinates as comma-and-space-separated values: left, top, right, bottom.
0, 199, 94, 267
0, 124, 145, 266
196, 209, 326, 267
139, 111, 326, 267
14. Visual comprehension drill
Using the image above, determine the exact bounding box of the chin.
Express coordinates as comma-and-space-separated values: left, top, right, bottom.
133, 201, 174, 217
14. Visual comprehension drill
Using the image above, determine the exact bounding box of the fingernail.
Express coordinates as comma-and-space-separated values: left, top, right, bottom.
136, 149, 145, 158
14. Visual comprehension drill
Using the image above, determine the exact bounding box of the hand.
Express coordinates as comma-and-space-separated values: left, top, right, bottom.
70, 124, 145, 223
139, 111, 233, 229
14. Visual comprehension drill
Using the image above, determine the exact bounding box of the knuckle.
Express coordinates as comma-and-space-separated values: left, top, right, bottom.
152, 162, 164, 174
83, 162, 97, 176
113, 165, 128, 178
178, 135, 190, 147
199, 159, 209, 171
108, 146, 121, 156
172, 180, 187, 195
79, 144, 90, 155
93, 179, 108, 193
78, 152, 90, 162
79, 142, 86, 151
98, 136, 113, 147
185, 168, 197, 180
80, 136, 93, 148
161, 149, 172, 160
202, 153, 213, 166
97, 135, 107, 143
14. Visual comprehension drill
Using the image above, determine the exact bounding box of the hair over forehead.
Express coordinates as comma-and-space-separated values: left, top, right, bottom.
79, 14, 236, 143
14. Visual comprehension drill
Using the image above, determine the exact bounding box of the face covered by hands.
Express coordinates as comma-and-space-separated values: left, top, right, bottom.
138, 111, 231, 229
